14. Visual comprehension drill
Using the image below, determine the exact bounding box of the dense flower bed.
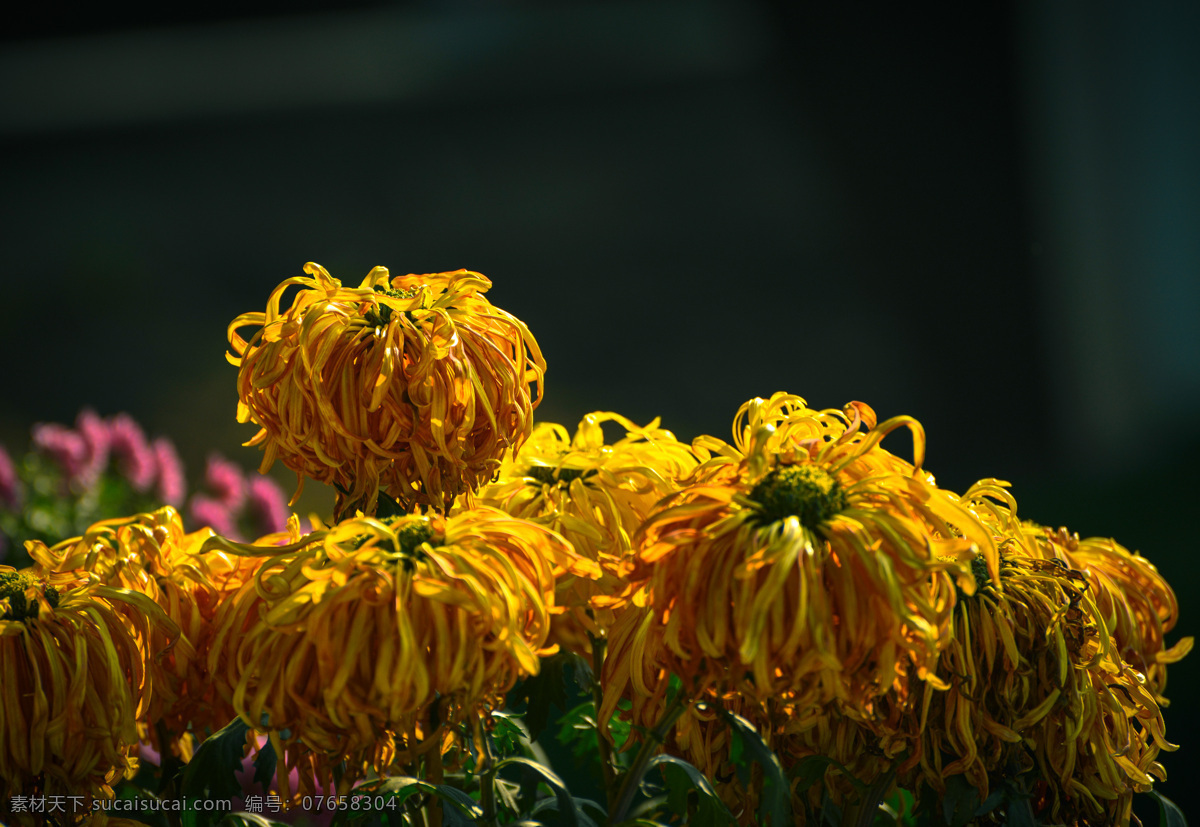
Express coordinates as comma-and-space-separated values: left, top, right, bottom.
0, 262, 1190, 827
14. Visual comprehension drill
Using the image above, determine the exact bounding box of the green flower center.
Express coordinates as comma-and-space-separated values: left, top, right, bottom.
347, 517, 438, 573
0, 571, 57, 621
971, 554, 991, 589
748, 464, 846, 531
955, 553, 998, 603
393, 520, 436, 561
526, 465, 595, 487
365, 284, 421, 327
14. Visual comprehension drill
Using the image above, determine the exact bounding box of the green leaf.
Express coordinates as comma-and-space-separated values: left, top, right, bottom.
665, 673, 683, 706
1004, 795, 1036, 827
645, 754, 737, 827
493, 756, 583, 827
881, 787, 917, 827
819, 792, 842, 827
791, 755, 838, 792
507, 651, 589, 740
252, 737, 277, 796
529, 795, 603, 827
179, 717, 251, 826
105, 782, 170, 827
974, 788, 1005, 818
216, 815, 290, 827
494, 777, 524, 815
491, 710, 527, 757
661, 760, 690, 816
333, 776, 483, 826
374, 493, 407, 519
609, 699, 634, 756
708, 705, 790, 826
941, 775, 980, 827
558, 701, 600, 761
1148, 791, 1188, 827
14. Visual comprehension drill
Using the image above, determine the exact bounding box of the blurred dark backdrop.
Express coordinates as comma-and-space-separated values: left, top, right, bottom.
2, 1, 1197, 818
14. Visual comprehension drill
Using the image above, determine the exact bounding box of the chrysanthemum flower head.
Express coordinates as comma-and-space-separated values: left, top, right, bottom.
606, 392, 993, 723
892, 542, 1178, 826
26, 507, 255, 746
205, 505, 595, 799
602, 601, 893, 825
477, 411, 698, 649
1029, 526, 1191, 702
959, 479, 1192, 703
227, 262, 546, 516
0, 564, 178, 803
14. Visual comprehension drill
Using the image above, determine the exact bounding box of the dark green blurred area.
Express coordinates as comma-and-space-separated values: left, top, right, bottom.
1, 1, 1197, 821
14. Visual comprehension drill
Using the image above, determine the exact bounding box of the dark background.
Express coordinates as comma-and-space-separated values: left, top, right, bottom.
2, 1, 1197, 819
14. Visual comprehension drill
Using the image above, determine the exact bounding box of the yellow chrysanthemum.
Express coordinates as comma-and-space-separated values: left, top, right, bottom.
1029, 526, 1191, 702
26, 507, 262, 748
476, 412, 699, 650
601, 604, 888, 825
228, 262, 546, 515
605, 393, 992, 720
690, 696, 891, 825
0, 565, 179, 804
890, 548, 1176, 826
960, 479, 1191, 701
205, 506, 597, 798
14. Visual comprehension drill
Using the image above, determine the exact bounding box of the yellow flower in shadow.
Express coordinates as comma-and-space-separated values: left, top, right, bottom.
25, 507, 266, 752
476, 411, 699, 652
1028, 524, 1191, 702
228, 262, 546, 516
601, 603, 893, 825
881, 479, 1190, 823
0, 564, 179, 803
893, 546, 1177, 826
204, 506, 596, 799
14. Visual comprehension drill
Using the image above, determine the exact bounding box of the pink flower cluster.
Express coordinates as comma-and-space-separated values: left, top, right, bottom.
188, 455, 290, 541
0, 445, 17, 556
20, 409, 290, 541
0, 444, 20, 510
32, 409, 186, 505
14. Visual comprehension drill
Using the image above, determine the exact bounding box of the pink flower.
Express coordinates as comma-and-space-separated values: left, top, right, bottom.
188, 494, 238, 539
109, 413, 156, 492
205, 454, 246, 510
230, 736, 336, 827
0, 444, 21, 510
152, 437, 186, 507
32, 423, 89, 485
75, 408, 111, 486
247, 476, 290, 536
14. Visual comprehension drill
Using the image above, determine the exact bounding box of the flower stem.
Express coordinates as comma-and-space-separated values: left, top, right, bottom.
607, 690, 689, 825
154, 720, 184, 827
472, 712, 497, 826
589, 633, 618, 813
840, 767, 896, 827
425, 716, 444, 827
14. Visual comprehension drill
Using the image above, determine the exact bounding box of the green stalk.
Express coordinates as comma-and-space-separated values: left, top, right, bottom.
589, 633, 618, 812
425, 729, 444, 827
154, 720, 184, 827
472, 713, 498, 826
607, 691, 689, 825
840, 767, 896, 827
